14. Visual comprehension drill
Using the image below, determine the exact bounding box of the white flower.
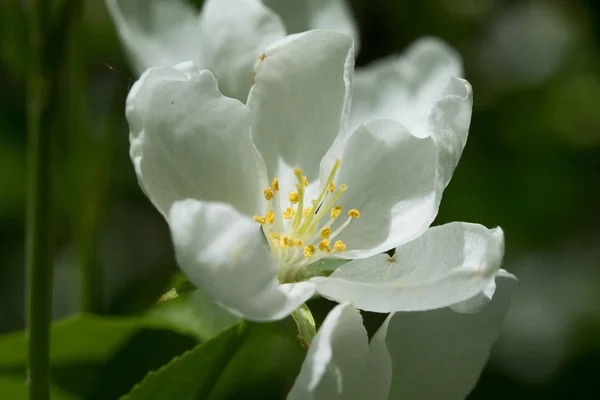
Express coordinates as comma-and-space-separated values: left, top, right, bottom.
126, 29, 506, 322
289, 273, 516, 399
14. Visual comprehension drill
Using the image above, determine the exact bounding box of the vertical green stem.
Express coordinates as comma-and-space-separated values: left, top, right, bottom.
25, 0, 51, 399
64, 0, 99, 313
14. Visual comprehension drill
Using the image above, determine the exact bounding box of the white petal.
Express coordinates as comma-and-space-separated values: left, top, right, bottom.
425, 76, 473, 189
169, 199, 315, 321
248, 30, 355, 197
328, 119, 437, 258
350, 37, 462, 132
287, 303, 369, 400
106, 0, 201, 74
262, 0, 358, 41
198, 0, 286, 101
312, 222, 505, 313
450, 275, 498, 314
386, 272, 517, 400
127, 63, 267, 219
325, 77, 472, 258
355, 315, 392, 400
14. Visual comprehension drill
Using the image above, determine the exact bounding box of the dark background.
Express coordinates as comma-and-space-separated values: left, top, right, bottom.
1, 0, 599, 398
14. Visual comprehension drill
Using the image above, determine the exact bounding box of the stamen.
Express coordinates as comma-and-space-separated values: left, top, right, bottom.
303, 207, 312, 216
295, 239, 303, 248
264, 187, 274, 200
269, 232, 281, 239
253, 216, 266, 224
318, 240, 331, 253
348, 209, 360, 218
320, 227, 332, 239
333, 240, 346, 252
328, 182, 335, 193
302, 176, 308, 187
281, 236, 292, 248
292, 170, 306, 229
272, 178, 279, 192
305, 184, 348, 234
330, 205, 342, 218
266, 210, 275, 224
304, 245, 315, 257
283, 207, 295, 220
289, 192, 299, 204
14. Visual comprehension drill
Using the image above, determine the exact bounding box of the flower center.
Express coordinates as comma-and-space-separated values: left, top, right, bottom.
253, 159, 360, 283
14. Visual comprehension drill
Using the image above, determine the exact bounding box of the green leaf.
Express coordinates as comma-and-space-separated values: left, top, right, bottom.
124, 318, 306, 400
0, 314, 199, 399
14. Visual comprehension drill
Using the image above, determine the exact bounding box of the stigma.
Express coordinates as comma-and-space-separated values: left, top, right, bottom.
253, 160, 359, 282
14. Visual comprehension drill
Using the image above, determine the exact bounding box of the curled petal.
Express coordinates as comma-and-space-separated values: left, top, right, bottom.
313, 222, 505, 313
287, 303, 369, 400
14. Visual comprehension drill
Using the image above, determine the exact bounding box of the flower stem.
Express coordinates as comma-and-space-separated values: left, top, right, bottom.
25, 0, 52, 398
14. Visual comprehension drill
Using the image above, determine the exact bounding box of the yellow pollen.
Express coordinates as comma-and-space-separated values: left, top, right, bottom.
295, 239, 303, 248
330, 205, 342, 218
333, 240, 346, 252
339, 184, 348, 192
348, 209, 360, 218
264, 187, 274, 200
289, 191, 299, 204
269, 232, 281, 239
302, 176, 308, 187
271, 177, 279, 192
318, 240, 331, 253
293, 168, 302, 177
303, 245, 316, 257
283, 207, 295, 219
253, 215, 266, 224
320, 226, 332, 239
266, 210, 275, 224
281, 236, 292, 248
328, 182, 335, 193
303, 207, 312, 216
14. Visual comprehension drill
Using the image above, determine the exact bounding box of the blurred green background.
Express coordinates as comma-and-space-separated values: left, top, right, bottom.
1, 0, 599, 398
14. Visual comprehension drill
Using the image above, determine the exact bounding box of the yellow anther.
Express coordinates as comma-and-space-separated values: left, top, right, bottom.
304, 245, 316, 257
320, 226, 332, 239
330, 205, 342, 218
328, 182, 335, 193
269, 232, 281, 239
271, 239, 279, 249
303, 207, 312, 216
283, 207, 295, 219
348, 209, 360, 218
272, 177, 279, 192
295, 239, 303, 248
333, 240, 346, 252
266, 210, 275, 224
253, 215, 266, 224
281, 236, 292, 248
294, 168, 302, 177
318, 240, 331, 253
289, 191, 299, 204
302, 176, 308, 187
339, 184, 348, 192
264, 187, 274, 200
